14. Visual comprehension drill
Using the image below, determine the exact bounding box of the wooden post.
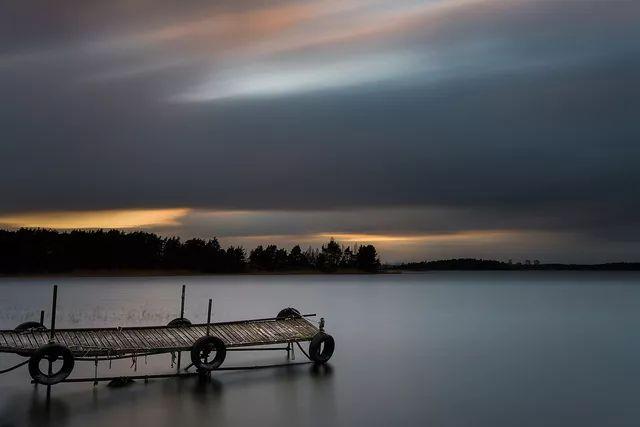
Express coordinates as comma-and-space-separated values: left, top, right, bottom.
176, 285, 186, 373
49, 285, 58, 341
180, 285, 186, 318
206, 299, 212, 336
39, 310, 45, 327
47, 285, 58, 402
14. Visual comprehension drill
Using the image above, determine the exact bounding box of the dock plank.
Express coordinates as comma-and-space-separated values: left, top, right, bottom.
104, 330, 125, 351
56, 331, 70, 348
149, 328, 172, 348
221, 324, 245, 344
170, 327, 194, 345
19, 332, 35, 349
153, 328, 177, 348
211, 325, 232, 344
128, 329, 148, 350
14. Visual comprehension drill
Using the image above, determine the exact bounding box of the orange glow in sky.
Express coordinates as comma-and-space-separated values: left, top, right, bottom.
0, 208, 190, 229
317, 231, 509, 244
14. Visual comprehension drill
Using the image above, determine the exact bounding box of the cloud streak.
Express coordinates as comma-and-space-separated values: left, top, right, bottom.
1, 0, 639, 261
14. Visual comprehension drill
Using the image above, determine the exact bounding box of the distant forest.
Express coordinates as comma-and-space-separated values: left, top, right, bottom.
0, 229, 381, 274
392, 258, 640, 271
2, 229, 637, 275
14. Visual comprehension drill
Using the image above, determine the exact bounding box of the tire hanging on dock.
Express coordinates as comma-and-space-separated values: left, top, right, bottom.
167, 317, 192, 327
14, 322, 48, 357
28, 343, 75, 385
14, 321, 47, 332
276, 307, 301, 319
191, 336, 226, 372
308, 332, 335, 364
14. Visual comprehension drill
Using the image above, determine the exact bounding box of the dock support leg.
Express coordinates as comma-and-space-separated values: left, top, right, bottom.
46, 285, 58, 402
46, 364, 52, 403
33, 310, 45, 388
196, 298, 214, 380
94, 357, 99, 386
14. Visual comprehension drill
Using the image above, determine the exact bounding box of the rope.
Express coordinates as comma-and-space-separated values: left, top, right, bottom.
130, 353, 138, 371
0, 359, 29, 375
75, 350, 167, 362
295, 341, 312, 360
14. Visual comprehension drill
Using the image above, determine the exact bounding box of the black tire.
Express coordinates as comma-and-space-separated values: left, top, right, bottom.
309, 332, 335, 364
276, 308, 301, 320
15, 321, 47, 332
190, 336, 226, 372
167, 317, 192, 327
28, 343, 75, 385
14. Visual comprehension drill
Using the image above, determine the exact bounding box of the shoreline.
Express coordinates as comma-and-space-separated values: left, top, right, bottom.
0, 269, 390, 278
1, 269, 639, 279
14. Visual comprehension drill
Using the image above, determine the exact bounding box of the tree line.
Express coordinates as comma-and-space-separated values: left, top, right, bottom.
0, 229, 380, 274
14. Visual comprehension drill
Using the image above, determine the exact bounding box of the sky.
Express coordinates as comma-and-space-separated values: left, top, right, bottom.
1, 0, 639, 263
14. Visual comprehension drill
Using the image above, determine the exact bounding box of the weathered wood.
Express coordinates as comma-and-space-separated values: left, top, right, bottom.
0, 317, 319, 357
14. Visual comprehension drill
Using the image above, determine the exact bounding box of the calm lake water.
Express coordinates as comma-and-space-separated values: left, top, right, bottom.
0, 272, 639, 427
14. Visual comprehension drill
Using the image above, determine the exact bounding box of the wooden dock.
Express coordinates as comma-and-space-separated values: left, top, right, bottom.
0, 317, 319, 357
0, 286, 334, 388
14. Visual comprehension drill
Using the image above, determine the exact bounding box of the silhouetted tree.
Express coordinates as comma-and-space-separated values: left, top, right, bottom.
249, 245, 265, 269
223, 246, 246, 272
163, 237, 182, 269
340, 246, 356, 268
304, 246, 319, 268
263, 245, 278, 270
317, 238, 342, 273
274, 247, 288, 270
249, 244, 287, 271
356, 244, 381, 272
288, 245, 309, 269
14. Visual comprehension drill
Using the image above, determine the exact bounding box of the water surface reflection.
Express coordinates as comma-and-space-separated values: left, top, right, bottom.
0, 273, 639, 426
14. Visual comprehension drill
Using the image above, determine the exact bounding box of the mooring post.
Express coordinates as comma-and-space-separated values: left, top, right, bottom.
319, 317, 325, 332
49, 285, 58, 341
180, 285, 186, 318
47, 285, 58, 402
206, 298, 212, 336
177, 285, 186, 373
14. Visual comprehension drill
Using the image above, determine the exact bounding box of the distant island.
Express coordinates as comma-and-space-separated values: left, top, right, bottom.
390, 258, 640, 271
1, 229, 638, 276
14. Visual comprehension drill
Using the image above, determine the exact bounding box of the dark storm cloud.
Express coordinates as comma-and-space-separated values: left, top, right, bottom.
1, 0, 639, 260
